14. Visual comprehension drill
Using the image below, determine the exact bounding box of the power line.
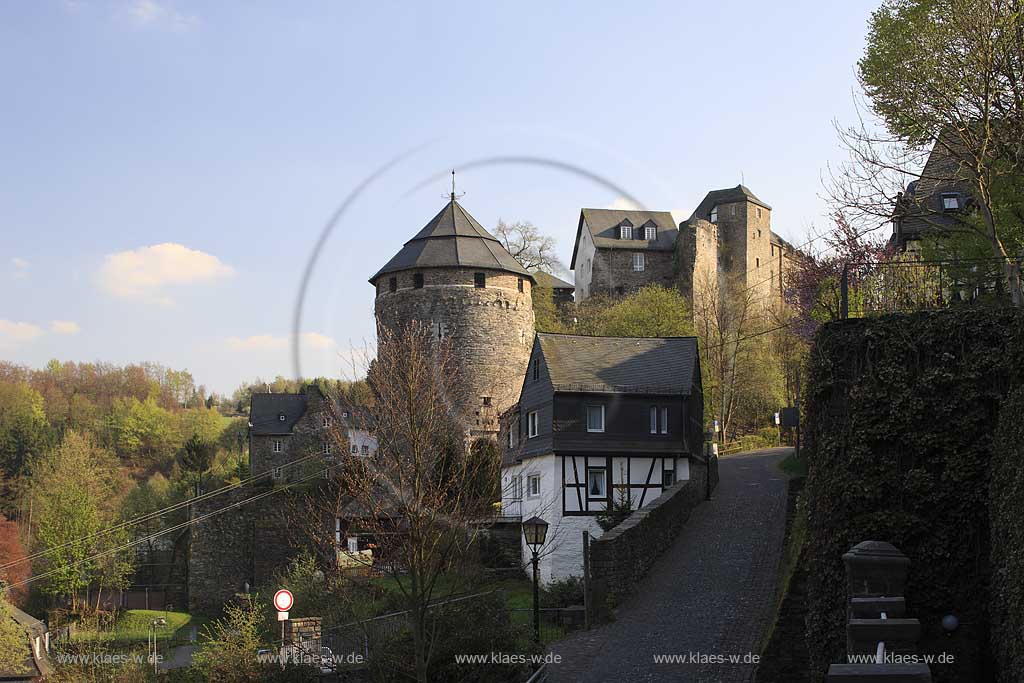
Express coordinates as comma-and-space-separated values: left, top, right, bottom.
5, 469, 326, 592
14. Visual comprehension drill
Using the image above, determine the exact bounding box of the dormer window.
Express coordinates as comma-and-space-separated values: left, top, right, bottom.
619, 223, 633, 240
644, 225, 656, 240
941, 193, 961, 211
710, 206, 718, 223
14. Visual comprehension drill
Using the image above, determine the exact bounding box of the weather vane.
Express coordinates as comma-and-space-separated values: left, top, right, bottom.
449, 169, 466, 201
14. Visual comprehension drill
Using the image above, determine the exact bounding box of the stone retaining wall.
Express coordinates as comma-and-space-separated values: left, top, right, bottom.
590, 454, 718, 605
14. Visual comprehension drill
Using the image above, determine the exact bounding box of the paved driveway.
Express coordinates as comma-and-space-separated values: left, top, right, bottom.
547, 448, 793, 683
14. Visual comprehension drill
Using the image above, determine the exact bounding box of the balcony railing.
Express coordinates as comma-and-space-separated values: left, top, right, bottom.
840, 257, 1018, 318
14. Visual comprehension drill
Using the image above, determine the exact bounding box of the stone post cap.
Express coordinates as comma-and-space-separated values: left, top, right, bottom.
842, 541, 910, 568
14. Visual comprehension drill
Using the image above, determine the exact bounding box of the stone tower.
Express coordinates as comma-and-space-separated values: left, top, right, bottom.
370, 198, 536, 436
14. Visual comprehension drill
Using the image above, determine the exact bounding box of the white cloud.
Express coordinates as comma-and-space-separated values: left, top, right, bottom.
10, 257, 29, 280
226, 332, 337, 353
98, 243, 234, 305
126, 0, 199, 31
49, 320, 81, 336
607, 197, 642, 211
0, 320, 44, 350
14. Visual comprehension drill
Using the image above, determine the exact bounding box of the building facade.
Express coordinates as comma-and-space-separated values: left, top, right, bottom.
571, 185, 799, 312
370, 197, 536, 435
500, 333, 704, 582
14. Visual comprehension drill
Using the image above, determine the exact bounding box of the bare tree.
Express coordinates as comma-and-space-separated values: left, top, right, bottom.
291, 322, 499, 682
494, 219, 566, 274
827, 0, 1024, 303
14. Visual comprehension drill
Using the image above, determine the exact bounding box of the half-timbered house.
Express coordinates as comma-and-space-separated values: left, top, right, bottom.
500, 333, 703, 582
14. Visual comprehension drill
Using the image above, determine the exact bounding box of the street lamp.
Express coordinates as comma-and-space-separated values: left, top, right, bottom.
522, 516, 549, 645
149, 617, 166, 674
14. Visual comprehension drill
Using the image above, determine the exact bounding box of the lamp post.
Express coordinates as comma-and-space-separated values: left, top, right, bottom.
522, 516, 549, 645
704, 430, 715, 501
150, 618, 166, 674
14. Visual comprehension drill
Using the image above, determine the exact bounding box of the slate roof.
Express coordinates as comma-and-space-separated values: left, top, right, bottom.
690, 184, 771, 223
891, 134, 974, 248
570, 208, 678, 269
532, 271, 575, 290
249, 393, 309, 435
370, 199, 534, 283
2, 603, 50, 680
536, 333, 699, 395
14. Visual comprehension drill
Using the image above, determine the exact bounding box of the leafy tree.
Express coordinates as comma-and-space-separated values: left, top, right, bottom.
0, 600, 29, 678
830, 0, 1024, 302
576, 286, 696, 338
193, 594, 268, 682
103, 396, 180, 466
0, 383, 50, 512
532, 285, 571, 333
31, 432, 131, 611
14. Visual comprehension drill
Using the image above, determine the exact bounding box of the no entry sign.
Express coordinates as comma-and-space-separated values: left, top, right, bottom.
273, 589, 293, 612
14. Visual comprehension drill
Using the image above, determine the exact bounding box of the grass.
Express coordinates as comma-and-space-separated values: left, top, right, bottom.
779, 452, 808, 477
74, 609, 207, 644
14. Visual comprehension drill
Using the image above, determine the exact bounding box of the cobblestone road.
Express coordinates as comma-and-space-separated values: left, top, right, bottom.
547, 448, 792, 683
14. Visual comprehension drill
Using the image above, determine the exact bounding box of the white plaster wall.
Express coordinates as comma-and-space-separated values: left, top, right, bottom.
574, 219, 596, 301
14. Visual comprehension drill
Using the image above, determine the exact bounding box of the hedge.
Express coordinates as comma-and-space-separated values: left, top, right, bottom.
803, 309, 1024, 682
991, 386, 1024, 681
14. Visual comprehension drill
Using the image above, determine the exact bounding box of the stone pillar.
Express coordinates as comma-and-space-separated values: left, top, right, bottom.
843, 540, 910, 598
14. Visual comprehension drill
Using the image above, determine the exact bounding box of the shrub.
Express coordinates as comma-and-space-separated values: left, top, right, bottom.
541, 577, 584, 608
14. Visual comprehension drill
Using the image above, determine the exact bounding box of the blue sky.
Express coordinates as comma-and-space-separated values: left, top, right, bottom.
0, 0, 880, 395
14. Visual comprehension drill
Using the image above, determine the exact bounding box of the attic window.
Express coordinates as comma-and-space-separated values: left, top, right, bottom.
474, 272, 486, 288
414, 273, 424, 289
644, 225, 656, 240
942, 193, 961, 211
710, 206, 718, 223
619, 224, 633, 240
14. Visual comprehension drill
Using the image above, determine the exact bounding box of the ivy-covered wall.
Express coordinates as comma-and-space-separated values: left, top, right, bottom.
991, 386, 1024, 682
803, 309, 1024, 682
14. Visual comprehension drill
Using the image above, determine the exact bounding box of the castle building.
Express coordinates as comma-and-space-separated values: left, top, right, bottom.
571, 185, 798, 311
370, 197, 536, 435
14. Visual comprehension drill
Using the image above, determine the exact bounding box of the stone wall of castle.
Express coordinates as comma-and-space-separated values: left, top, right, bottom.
374, 266, 535, 434
589, 249, 675, 298
675, 219, 720, 305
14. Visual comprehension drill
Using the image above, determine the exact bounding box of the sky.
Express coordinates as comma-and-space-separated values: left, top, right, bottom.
0, 0, 882, 395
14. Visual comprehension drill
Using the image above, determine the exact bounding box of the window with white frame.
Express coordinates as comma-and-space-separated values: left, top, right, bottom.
508, 427, 515, 448
587, 469, 607, 498
650, 406, 670, 434
710, 206, 718, 223
942, 193, 960, 211
272, 467, 283, 480
273, 439, 282, 453
644, 225, 656, 240
527, 474, 541, 497
663, 467, 676, 487
527, 411, 539, 438
351, 444, 358, 454
660, 406, 668, 434
321, 415, 331, 428
619, 223, 633, 240
335, 517, 341, 544
322, 442, 332, 455
361, 444, 369, 455
633, 253, 645, 272
586, 405, 605, 432
511, 475, 522, 500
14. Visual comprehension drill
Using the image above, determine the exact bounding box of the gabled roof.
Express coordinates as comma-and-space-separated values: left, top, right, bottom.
370, 199, 533, 283
532, 270, 575, 290
570, 208, 678, 268
891, 134, 974, 247
536, 333, 699, 395
690, 184, 771, 222
249, 393, 309, 435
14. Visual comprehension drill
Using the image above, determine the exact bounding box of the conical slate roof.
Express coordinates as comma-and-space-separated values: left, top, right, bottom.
369, 199, 534, 283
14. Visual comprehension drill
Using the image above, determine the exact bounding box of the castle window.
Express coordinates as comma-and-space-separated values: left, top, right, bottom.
361, 444, 369, 455
771, 245, 775, 256
474, 272, 486, 288
757, 207, 763, 219
273, 439, 282, 453
322, 415, 331, 428
527, 411, 539, 438
482, 396, 492, 407
942, 193, 961, 211
756, 258, 760, 268
619, 224, 633, 240
633, 253, 645, 272
351, 444, 358, 454
322, 442, 332, 455
414, 273, 424, 289
518, 277, 524, 293
389, 277, 397, 293
710, 206, 718, 223
757, 229, 762, 239
272, 467, 283, 480
645, 225, 656, 240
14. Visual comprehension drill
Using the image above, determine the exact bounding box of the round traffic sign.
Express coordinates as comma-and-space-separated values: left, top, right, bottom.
273, 589, 293, 612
